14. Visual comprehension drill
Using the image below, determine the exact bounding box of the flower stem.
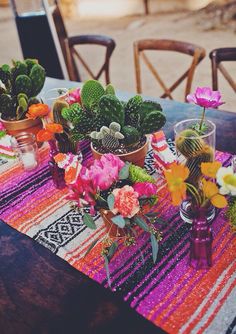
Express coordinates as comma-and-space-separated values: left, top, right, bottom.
186, 183, 202, 207
199, 107, 206, 131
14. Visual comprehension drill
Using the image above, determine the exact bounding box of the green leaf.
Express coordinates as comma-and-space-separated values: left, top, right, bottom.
107, 194, 115, 210
150, 234, 159, 263
119, 162, 130, 180
82, 213, 96, 230
83, 238, 100, 258
103, 254, 111, 287
133, 216, 149, 232
111, 215, 126, 228
107, 241, 118, 261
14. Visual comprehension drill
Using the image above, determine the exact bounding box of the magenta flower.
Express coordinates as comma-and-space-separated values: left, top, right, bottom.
187, 87, 224, 109
0, 122, 5, 131
66, 88, 81, 105
133, 182, 158, 197
88, 154, 125, 191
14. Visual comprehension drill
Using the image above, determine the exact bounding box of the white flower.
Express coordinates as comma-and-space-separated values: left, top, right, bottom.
216, 166, 236, 196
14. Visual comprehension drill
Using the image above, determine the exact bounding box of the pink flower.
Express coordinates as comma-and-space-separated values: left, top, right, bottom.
187, 87, 224, 109
133, 182, 158, 197
0, 122, 5, 131
89, 154, 125, 191
111, 185, 140, 218
66, 88, 81, 105
67, 166, 97, 213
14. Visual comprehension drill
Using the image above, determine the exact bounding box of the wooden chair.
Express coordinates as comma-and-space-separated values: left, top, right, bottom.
133, 39, 206, 101
51, 0, 116, 84
209, 47, 236, 92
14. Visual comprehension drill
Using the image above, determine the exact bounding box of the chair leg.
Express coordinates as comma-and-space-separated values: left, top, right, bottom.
144, 0, 149, 14
211, 53, 218, 91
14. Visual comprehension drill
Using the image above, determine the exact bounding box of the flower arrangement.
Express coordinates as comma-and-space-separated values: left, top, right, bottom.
0, 59, 45, 120
60, 80, 166, 157
55, 152, 164, 285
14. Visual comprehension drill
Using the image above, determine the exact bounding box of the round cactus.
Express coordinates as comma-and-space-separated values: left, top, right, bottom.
122, 125, 140, 146
175, 129, 204, 158
141, 110, 166, 135
81, 80, 105, 110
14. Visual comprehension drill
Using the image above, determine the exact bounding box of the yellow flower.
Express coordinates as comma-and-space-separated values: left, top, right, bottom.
164, 162, 189, 206
202, 179, 227, 208
201, 161, 222, 178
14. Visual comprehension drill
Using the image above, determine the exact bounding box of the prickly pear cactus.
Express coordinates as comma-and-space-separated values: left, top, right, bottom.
139, 100, 162, 122
61, 103, 82, 122
24, 59, 38, 73
16, 93, 28, 119
122, 125, 140, 146
75, 112, 96, 135
175, 129, 204, 158
0, 94, 15, 119
141, 110, 166, 135
28, 97, 41, 106
81, 80, 105, 110
29, 64, 46, 96
11, 61, 28, 79
99, 94, 124, 126
125, 95, 142, 128
14, 74, 32, 96
105, 84, 115, 95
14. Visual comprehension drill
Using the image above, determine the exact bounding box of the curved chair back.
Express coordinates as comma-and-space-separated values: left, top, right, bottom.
134, 39, 206, 101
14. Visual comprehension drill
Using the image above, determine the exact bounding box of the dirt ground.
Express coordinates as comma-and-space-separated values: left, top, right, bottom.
0, 6, 236, 111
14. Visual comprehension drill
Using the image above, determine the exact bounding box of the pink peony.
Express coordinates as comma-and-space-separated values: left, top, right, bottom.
111, 185, 140, 218
133, 182, 158, 197
66, 88, 81, 105
187, 87, 224, 109
67, 166, 97, 214
89, 154, 125, 191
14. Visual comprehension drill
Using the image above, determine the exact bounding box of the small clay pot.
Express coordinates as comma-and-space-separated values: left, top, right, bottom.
100, 209, 126, 238
1, 117, 43, 147
91, 137, 149, 167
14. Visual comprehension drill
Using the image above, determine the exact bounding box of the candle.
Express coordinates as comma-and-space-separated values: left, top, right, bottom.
21, 151, 38, 170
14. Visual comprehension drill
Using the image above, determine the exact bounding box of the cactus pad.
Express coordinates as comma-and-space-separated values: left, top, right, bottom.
99, 94, 124, 126
29, 64, 46, 96
14, 75, 32, 96
81, 80, 105, 110
122, 125, 140, 146
141, 110, 166, 135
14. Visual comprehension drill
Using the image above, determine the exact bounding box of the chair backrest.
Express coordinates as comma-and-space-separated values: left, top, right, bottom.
51, 1, 116, 84
209, 47, 236, 92
64, 34, 116, 84
133, 39, 206, 101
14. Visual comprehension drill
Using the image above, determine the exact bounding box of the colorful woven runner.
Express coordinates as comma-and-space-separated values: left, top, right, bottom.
0, 144, 235, 334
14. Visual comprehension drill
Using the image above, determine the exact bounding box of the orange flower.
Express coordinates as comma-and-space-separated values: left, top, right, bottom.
202, 179, 227, 208
201, 161, 222, 178
45, 123, 63, 134
36, 129, 54, 142
164, 162, 189, 206
26, 103, 49, 119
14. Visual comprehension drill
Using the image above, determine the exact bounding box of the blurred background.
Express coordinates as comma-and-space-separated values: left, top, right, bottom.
0, 0, 235, 111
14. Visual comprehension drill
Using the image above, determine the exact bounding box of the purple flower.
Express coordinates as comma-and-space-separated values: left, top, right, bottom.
187, 87, 224, 109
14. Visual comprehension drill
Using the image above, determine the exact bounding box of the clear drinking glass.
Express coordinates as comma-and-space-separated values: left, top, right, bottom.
11, 133, 39, 171
42, 88, 68, 108
174, 119, 216, 223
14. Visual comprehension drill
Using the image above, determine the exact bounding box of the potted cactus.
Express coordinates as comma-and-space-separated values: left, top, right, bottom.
61, 80, 166, 166
0, 59, 46, 137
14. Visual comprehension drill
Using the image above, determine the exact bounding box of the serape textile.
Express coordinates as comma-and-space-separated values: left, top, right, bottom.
0, 144, 235, 334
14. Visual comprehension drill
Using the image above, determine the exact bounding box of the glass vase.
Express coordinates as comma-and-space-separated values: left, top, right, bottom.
189, 208, 213, 269
174, 118, 216, 223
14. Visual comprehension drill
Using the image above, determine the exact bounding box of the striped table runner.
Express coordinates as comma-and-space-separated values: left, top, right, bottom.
0, 145, 235, 334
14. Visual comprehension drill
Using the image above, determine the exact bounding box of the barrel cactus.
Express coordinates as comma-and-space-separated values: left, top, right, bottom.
175, 129, 204, 158
0, 59, 46, 120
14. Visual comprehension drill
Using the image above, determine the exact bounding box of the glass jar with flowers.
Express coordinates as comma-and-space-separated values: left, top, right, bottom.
174, 87, 224, 223
54, 152, 164, 286
164, 160, 229, 269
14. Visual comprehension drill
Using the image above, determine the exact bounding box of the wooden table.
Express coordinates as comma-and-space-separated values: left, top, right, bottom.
0, 77, 235, 334
44, 77, 236, 155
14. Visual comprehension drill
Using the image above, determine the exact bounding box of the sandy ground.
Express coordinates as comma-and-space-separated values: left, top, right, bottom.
0, 6, 236, 111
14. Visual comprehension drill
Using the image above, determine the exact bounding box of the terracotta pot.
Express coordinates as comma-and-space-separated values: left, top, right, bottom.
100, 209, 126, 238
91, 137, 149, 167
1, 117, 43, 146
